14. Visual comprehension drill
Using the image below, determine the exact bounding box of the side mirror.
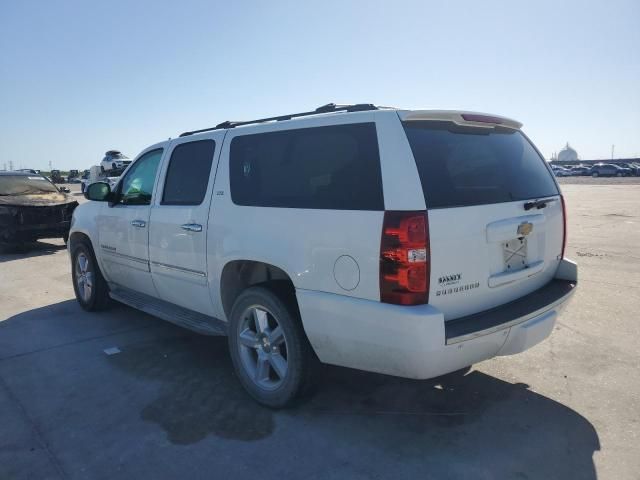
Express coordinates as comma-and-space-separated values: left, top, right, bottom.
85, 182, 112, 202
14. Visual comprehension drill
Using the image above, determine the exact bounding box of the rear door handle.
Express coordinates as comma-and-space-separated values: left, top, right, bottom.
130, 219, 146, 228
181, 223, 203, 232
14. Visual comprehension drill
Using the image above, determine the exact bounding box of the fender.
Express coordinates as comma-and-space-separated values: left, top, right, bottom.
68, 201, 111, 282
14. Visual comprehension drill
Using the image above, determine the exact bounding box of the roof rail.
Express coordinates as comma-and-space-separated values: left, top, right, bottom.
178, 103, 378, 137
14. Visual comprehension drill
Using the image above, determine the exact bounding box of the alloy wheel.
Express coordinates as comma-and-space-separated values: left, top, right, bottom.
237, 305, 289, 391
75, 252, 93, 302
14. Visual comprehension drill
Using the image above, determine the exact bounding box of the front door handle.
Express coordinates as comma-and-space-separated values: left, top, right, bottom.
131, 219, 146, 228
181, 223, 202, 232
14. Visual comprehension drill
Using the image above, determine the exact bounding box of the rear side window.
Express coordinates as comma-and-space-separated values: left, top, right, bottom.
403, 121, 559, 208
162, 140, 216, 205
230, 123, 384, 210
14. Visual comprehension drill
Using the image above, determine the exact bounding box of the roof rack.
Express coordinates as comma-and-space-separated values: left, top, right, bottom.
178, 103, 378, 137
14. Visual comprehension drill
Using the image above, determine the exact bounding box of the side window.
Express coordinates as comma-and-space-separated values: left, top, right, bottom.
162, 140, 216, 205
120, 149, 163, 206
229, 123, 384, 210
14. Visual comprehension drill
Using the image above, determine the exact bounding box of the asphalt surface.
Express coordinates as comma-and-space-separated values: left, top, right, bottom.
1, 184, 639, 480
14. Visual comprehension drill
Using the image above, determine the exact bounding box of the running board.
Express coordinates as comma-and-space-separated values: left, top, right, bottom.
109, 286, 227, 336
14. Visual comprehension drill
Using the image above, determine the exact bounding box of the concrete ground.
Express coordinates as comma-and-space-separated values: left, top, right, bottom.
0, 184, 638, 480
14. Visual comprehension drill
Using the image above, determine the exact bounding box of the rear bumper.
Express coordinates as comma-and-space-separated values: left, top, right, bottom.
297, 258, 577, 380
445, 279, 575, 345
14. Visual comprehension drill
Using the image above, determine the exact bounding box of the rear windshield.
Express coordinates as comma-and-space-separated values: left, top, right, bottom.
403, 121, 559, 208
0, 175, 58, 196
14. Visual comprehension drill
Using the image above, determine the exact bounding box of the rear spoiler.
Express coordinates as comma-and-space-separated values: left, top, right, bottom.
398, 110, 523, 130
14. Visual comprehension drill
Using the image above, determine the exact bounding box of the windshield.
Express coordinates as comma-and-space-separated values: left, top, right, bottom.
0, 175, 59, 195
403, 121, 559, 208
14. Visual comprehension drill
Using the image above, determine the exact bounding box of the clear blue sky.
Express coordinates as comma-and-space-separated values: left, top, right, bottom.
1, 0, 638, 170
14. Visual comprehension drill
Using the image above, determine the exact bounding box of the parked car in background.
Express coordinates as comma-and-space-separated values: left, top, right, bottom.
100, 150, 131, 172
570, 165, 590, 176
617, 163, 639, 176
80, 170, 90, 193
81, 166, 122, 193
0, 172, 78, 247
590, 163, 628, 177
50, 170, 65, 183
70, 104, 577, 407
67, 169, 81, 182
551, 165, 572, 177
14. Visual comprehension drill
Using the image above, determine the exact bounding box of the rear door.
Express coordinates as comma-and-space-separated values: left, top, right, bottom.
401, 117, 564, 320
148, 132, 224, 315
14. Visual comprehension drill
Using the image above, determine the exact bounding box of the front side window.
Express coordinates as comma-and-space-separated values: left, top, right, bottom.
119, 149, 163, 205
162, 140, 216, 205
229, 123, 384, 210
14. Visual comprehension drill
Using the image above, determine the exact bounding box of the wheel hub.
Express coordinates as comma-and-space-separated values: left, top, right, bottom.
260, 335, 271, 352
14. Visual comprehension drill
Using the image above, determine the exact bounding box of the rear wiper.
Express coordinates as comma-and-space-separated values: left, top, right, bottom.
524, 197, 557, 211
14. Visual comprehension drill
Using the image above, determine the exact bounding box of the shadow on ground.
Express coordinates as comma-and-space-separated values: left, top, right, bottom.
0, 239, 66, 263
0, 301, 600, 479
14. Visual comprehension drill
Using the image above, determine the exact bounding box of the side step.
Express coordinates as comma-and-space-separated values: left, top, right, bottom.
109, 286, 227, 336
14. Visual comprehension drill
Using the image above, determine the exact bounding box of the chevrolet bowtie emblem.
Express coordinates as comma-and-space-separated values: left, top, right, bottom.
517, 221, 534, 236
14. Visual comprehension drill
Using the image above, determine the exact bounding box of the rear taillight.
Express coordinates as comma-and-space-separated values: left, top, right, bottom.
560, 195, 567, 259
380, 211, 430, 305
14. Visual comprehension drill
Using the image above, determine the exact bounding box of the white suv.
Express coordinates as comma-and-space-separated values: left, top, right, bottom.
100, 150, 131, 172
70, 103, 577, 407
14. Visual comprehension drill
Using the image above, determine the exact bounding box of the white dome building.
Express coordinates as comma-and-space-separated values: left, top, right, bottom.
558, 143, 578, 162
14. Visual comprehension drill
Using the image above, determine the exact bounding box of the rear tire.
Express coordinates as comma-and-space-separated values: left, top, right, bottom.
71, 240, 110, 311
228, 286, 315, 408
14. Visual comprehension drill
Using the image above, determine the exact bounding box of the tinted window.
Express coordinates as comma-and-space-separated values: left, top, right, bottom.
162, 140, 216, 205
230, 123, 383, 210
403, 121, 559, 209
120, 149, 163, 205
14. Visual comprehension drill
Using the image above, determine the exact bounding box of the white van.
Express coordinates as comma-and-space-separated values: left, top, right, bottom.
69, 103, 577, 407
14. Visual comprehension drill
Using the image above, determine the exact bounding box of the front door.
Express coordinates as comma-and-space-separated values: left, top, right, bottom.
148, 133, 223, 315
97, 148, 164, 297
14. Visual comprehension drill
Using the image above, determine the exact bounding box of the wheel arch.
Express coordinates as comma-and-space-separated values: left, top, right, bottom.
69, 230, 93, 252
68, 228, 110, 282
219, 260, 298, 322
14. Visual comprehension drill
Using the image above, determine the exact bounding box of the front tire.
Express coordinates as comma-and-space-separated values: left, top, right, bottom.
228, 286, 315, 408
592, 171, 599, 177
71, 240, 110, 311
